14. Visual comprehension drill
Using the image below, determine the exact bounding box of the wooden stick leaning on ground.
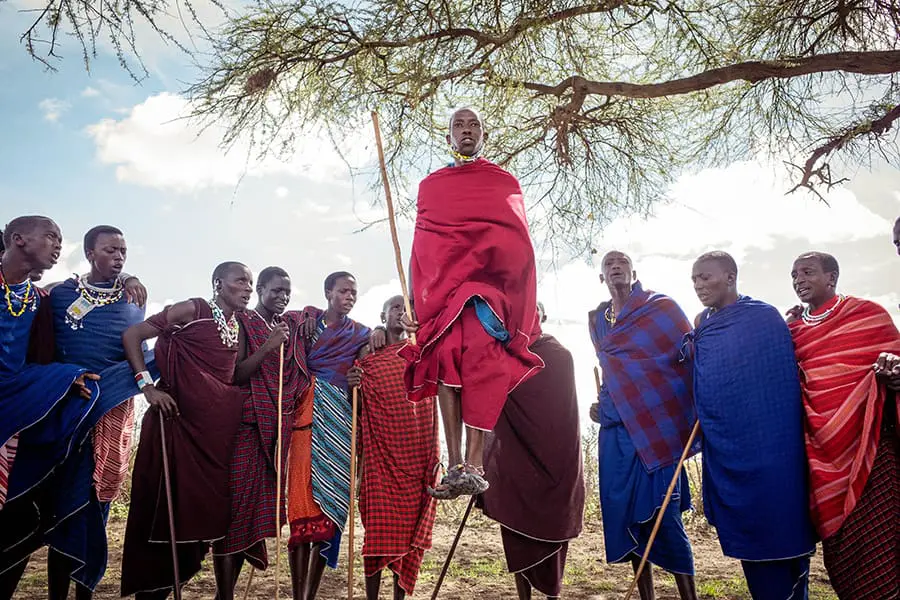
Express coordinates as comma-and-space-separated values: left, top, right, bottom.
347, 386, 360, 599
159, 416, 183, 600
430, 495, 477, 600
371, 111, 416, 346
275, 344, 285, 600
623, 420, 702, 600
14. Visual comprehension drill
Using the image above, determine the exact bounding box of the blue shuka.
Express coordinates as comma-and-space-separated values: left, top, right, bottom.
32, 277, 156, 590
590, 285, 695, 574
686, 296, 815, 561
299, 307, 371, 569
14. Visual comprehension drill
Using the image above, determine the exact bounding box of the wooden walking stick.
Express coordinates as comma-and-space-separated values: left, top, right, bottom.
623, 420, 701, 600
275, 343, 285, 600
594, 366, 601, 394
159, 416, 183, 600
347, 386, 360, 599
242, 342, 286, 600
371, 111, 416, 346
430, 495, 477, 600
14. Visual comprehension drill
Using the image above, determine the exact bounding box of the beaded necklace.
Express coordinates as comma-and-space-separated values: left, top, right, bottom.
0, 264, 36, 318
801, 294, 845, 327
209, 299, 240, 347
604, 304, 616, 327
65, 274, 125, 330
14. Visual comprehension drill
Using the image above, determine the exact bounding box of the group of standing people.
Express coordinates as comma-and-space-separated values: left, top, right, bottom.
0, 105, 897, 600
592, 239, 900, 600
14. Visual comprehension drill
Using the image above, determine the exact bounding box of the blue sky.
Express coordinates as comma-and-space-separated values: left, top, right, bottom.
2, 1, 900, 417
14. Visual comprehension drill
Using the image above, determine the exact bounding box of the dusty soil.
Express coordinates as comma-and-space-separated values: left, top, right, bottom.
13, 499, 836, 600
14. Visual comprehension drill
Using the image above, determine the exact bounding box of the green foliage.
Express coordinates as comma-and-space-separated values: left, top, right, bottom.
183, 0, 900, 254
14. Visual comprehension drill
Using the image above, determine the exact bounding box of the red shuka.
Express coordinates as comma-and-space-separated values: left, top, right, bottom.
399, 158, 543, 411
789, 295, 900, 538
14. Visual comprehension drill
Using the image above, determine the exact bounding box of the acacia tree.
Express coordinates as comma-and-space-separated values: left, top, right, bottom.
16, 1, 900, 252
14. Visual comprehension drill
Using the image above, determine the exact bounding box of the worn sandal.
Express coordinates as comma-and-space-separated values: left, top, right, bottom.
427, 463, 489, 500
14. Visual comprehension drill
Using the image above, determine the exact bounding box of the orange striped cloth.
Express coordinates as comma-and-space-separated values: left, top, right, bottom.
789, 295, 900, 538
0, 434, 18, 507
92, 398, 135, 503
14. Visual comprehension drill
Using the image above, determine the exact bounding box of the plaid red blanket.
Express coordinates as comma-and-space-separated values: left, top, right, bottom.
359, 343, 439, 595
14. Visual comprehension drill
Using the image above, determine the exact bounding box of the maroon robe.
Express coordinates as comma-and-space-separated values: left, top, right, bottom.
120, 299, 244, 596
480, 335, 585, 597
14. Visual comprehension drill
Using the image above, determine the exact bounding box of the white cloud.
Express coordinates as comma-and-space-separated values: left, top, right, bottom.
81, 86, 101, 98
86, 93, 370, 193
597, 160, 891, 263
38, 98, 70, 122
275, 186, 289, 198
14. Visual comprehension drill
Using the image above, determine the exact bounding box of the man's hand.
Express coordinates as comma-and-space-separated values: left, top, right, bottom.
71, 372, 100, 399
144, 385, 179, 419
873, 352, 900, 376
302, 312, 317, 340
264, 322, 290, 352
123, 277, 148, 307
785, 305, 802, 324
347, 365, 363, 389
589, 402, 600, 424
369, 327, 386, 352
400, 313, 419, 335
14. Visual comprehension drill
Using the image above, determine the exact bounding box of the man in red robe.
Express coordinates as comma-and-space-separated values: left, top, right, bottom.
120, 262, 252, 599
348, 295, 439, 599
787, 252, 899, 599
399, 108, 543, 499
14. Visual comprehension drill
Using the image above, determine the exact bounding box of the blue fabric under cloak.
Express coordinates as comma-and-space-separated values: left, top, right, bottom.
28, 278, 157, 590
0, 284, 98, 500
686, 296, 815, 561
594, 313, 694, 575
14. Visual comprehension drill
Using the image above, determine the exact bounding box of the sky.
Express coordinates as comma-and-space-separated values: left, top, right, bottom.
2, 1, 899, 424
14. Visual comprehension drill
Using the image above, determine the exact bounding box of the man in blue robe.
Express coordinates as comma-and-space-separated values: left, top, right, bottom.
589, 251, 698, 600
688, 251, 816, 600
0, 216, 100, 598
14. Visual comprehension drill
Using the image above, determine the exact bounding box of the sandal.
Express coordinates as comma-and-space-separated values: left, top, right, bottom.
427, 463, 489, 500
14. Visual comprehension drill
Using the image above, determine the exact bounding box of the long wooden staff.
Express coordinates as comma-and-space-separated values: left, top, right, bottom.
594, 366, 601, 395
430, 495, 476, 600
623, 420, 701, 600
275, 344, 285, 600
347, 386, 360, 599
159, 416, 183, 600
371, 111, 416, 346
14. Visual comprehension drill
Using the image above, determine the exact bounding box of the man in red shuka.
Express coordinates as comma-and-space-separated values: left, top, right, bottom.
400, 107, 544, 499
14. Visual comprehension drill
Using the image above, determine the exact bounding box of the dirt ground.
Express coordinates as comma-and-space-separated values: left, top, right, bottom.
13, 500, 836, 600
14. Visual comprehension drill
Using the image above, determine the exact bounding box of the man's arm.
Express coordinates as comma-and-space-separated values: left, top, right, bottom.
123, 300, 194, 417
234, 321, 289, 385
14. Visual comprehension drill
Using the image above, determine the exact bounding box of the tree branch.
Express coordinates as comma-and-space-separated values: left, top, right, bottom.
513, 50, 900, 99
787, 102, 900, 199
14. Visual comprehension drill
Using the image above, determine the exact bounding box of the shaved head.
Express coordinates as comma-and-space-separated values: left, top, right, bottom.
3, 216, 56, 249
694, 250, 738, 276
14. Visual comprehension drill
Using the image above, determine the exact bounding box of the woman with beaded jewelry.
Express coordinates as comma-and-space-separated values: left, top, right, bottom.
119, 262, 252, 600
786, 252, 900, 600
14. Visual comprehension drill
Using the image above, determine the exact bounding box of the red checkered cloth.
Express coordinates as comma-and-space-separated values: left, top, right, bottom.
359, 343, 439, 595
821, 417, 898, 599
216, 310, 305, 569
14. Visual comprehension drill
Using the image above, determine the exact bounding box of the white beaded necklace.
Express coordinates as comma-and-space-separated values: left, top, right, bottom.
208, 299, 240, 347
801, 294, 845, 326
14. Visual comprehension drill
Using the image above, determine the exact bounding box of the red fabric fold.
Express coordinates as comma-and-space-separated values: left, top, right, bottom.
399, 158, 543, 404
789, 296, 900, 538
